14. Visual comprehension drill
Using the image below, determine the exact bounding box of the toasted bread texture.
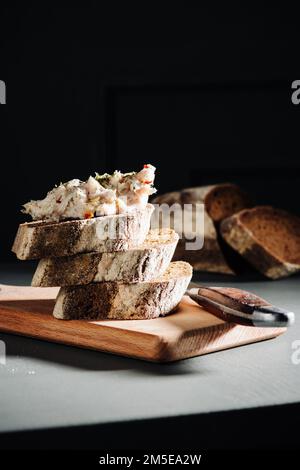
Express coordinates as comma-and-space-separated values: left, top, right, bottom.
12, 204, 154, 260
53, 261, 193, 320
32, 229, 179, 286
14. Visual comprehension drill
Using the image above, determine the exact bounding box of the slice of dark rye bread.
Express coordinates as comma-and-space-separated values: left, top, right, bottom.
53, 261, 193, 320
32, 229, 179, 287
220, 206, 300, 279
180, 183, 251, 223
152, 184, 251, 274
12, 204, 154, 260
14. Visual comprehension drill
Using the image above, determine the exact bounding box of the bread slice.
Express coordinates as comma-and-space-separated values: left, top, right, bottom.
180, 183, 251, 223
53, 261, 193, 320
12, 204, 154, 260
32, 228, 179, 287
152, 184, 251, 274
220, 206, 300, 279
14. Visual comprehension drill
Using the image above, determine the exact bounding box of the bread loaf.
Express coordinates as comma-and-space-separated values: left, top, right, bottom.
152, 184, 251, 274
180, 183, 251, 222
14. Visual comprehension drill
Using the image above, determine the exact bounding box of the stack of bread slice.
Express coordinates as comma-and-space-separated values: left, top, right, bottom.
12, 204, 193, 320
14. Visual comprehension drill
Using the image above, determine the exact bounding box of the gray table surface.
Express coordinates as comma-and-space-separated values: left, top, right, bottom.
0, 263, 299, 435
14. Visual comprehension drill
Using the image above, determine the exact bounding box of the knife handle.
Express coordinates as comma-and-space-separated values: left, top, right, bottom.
187, 290, 294, 328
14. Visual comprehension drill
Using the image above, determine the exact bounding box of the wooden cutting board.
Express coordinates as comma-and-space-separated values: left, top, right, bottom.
0, 284, 286, 362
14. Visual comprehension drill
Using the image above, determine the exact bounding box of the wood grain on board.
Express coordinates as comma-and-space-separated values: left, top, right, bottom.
0, 284, 286, 362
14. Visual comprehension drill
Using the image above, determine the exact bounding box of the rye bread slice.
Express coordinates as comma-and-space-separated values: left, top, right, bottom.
220, 206, 300, 279
12, 204, 154, 260
53, 261, 193, 320
180, 183, 251, 223
152, 184, 251, 274
32, 229, 179, 286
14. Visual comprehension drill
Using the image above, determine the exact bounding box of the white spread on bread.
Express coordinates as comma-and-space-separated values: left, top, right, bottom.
23, 164, 156, 222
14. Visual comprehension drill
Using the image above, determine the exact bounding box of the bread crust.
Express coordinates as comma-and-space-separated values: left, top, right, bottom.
32, 229, 179, 286
53, 261, 193, 320
12, 204, 154, 260
221, 207, 300, 279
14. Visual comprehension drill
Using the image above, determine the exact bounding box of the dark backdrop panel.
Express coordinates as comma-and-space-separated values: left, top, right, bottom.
112, 82, 300, 210
0, 6, 300, 261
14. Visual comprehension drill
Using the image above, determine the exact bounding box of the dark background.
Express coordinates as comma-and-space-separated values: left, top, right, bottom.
0, 5, 299, 262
